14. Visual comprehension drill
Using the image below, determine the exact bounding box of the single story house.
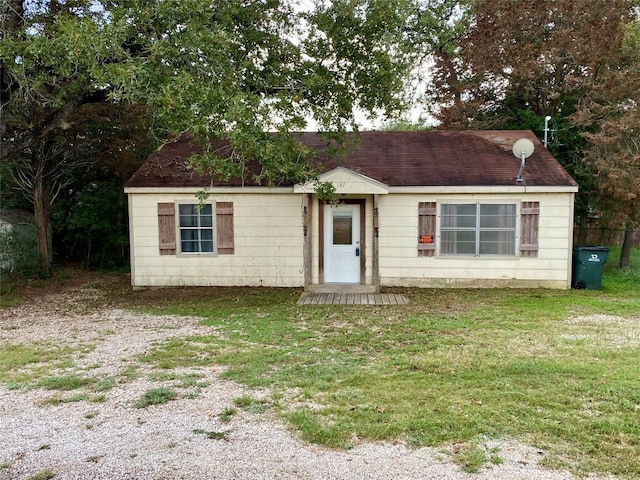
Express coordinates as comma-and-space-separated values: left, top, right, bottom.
124, 130, 578, 290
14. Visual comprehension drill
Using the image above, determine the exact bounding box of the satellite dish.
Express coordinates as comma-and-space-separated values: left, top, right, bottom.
512, 138, 535, 183
512, 138, 535, 159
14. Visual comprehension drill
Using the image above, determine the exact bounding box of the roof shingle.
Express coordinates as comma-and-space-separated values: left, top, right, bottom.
125, 130, 577, 189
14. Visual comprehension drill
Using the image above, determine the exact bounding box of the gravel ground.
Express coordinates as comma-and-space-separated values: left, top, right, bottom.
0, 281, 613, 480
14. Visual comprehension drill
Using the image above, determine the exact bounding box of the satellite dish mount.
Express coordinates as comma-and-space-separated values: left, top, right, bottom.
512, 138, 535, 183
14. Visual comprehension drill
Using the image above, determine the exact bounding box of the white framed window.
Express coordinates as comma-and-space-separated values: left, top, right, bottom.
178, 204, 214, 254
440, 203, 516, 256
157, 201, 234, 256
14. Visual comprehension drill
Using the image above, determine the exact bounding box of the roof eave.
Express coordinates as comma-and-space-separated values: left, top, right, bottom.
388, 185, 579, 194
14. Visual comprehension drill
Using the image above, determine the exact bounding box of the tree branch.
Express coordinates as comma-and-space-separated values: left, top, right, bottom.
37, 89, 110, 140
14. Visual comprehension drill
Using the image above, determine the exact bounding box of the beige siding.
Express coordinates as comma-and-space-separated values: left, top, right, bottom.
129, 190, 575, 289
129, 193, 305, 287
377, 193, 574, 288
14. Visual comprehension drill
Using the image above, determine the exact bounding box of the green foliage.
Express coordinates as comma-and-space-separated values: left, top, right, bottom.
451, 441, 489, 474
379, 118, 432, 131
37, 374, 95, 391
313, 180, 337, 204
53, 178, 129, 268
423, 1, 638, 223
41, 394, 89, 406
135, 387, 177, 408
233, 395, 272, 414
27, 469, 55, 480
603, 245, 640, 292
219, 407, 238, 422
0, 343, 76, 387
0, 222, 39, 276
106, 0, 414, 185
193, 429, 229, 441
93, 377, 116, 392
483, 109, 596, 218
2, 1, 424, 273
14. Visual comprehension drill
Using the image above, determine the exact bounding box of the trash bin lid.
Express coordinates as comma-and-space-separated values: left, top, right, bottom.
574, 246, 610, 251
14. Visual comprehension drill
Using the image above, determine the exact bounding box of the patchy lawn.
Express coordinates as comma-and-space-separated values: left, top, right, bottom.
1, 248, 640, 478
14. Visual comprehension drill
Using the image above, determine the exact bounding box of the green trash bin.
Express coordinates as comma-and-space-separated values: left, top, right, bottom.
572, 246, 609, 290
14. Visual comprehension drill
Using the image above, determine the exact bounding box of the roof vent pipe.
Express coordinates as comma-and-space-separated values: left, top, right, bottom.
512, 138, 535, 183
543, 116, 552, 148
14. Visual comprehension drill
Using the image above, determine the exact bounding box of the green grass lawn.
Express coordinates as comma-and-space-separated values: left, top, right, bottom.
132, 246, 640, 477
2, 247, 640, 476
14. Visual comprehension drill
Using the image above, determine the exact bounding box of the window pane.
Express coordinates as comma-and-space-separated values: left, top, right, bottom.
479, 231, 516, 255
200, 215, 213, 228
179, 204, 197, 227
200, 241, 214, 253
480, 204, 516, 228
442, 204, 476, 228
479, 204, 516, 255
333, 215, 352, 245
179, 214, 198, 227
179, 204, 196, 216
442, 204, 476, 216
441, 230, 476, 254
181, 241, 199, 253
181, 230, 198, 241
199, 205, 213, 227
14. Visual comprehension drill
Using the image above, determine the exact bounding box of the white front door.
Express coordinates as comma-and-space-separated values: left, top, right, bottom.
324, 204, 360, 283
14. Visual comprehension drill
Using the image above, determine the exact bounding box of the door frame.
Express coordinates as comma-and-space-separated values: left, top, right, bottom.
318, 199, 366, 284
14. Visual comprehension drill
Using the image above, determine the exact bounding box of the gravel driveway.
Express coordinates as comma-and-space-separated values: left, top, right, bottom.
0, 278, 600, 480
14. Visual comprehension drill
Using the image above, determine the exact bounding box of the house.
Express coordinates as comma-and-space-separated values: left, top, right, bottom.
124, 130, 578, 290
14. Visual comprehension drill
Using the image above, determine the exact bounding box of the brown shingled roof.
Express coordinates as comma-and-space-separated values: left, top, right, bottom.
125, 130, 577, 189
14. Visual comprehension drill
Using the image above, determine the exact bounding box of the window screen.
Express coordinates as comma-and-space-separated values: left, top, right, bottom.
441, 203, 516, 256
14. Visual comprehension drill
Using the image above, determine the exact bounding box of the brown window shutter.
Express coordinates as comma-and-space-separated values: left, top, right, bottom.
216, 202, 234, 255
520, 201, 540, 257
418, 202, 436, 257
157, 203, 176, 255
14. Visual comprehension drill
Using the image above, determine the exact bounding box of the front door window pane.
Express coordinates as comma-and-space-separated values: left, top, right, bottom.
333, 215, 352, 245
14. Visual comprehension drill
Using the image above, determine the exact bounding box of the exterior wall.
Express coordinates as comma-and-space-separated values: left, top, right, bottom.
377, 192, 574, 288
128, 192, 305, 287
128, 190, 575, 289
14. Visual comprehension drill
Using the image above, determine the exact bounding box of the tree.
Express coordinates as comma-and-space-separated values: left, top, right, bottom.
51, 102, 154, 267
421, 0, 638, 223
1, 1, 133, 275
426, 0, 635, 125
1, 0, 421, 275
570, 17, 640, 268
105, 0, 419, 182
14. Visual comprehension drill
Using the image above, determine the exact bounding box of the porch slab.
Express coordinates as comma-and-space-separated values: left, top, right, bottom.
297, 292, 409, 306
305, 284, 378, 294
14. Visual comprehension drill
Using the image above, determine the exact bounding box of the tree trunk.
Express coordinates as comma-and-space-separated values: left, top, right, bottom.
619, 225, 635, 269
33, 164, 52, 277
